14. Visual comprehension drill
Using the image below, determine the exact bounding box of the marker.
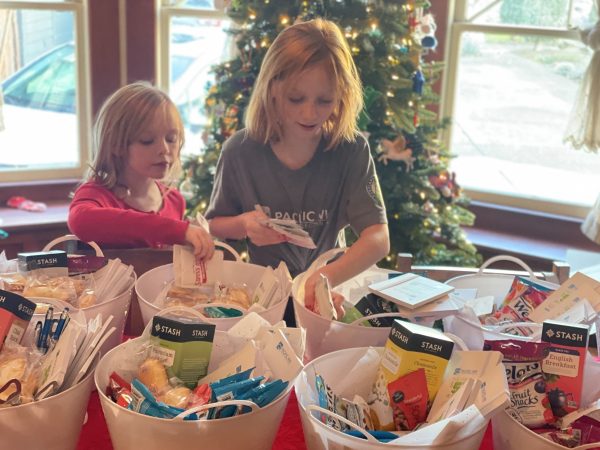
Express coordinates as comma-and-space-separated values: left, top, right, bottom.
34, 321, 43, 349
39, 306, 54, 352
53, 308, 70, 340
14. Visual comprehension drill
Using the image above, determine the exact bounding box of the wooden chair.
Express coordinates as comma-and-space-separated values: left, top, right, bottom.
394, 253, 570, 285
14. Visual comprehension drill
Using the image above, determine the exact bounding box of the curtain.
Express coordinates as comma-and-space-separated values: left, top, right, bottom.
564, 0, 600, 152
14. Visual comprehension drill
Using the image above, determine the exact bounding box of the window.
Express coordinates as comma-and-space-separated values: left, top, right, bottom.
443, 0, 599, 218
158, 0, 232, 156
0, 0, 90, 183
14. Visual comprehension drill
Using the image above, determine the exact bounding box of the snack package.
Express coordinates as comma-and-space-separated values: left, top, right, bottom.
485, 277, 554, 332
0, 345, 42, 406
387, 368, 429, 431
107, 371, 133, 408
484, 339, 554, 428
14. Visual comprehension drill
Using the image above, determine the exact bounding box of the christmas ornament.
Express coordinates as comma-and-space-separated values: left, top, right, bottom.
179, 170, 195, 201
378, 135, 416, 171
412, 69, 425, 95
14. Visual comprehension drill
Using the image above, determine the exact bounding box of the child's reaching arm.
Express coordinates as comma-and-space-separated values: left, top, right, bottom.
209, 209, 287, 246
302, 223, 390, 311
68, 183, 214, 258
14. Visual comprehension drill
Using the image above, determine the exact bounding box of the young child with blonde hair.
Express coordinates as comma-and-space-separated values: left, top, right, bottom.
206, 18, 389, 313
69, 81, 214, 258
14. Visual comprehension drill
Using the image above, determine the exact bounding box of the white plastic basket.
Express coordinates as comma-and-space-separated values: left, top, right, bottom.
94, 308, 295, 450
0, 353, 98, 450
442, 255, 558, 350
292, 248, 410, 362
43, 235, 135, 355
295, 346, 492, 450
135, 242, 288, 331
492, 355, 600, 450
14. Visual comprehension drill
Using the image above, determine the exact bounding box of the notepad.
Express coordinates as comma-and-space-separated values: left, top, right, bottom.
368, 273, 454, 310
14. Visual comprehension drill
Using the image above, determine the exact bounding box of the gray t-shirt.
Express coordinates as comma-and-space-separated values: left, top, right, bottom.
205, 129, 387, 277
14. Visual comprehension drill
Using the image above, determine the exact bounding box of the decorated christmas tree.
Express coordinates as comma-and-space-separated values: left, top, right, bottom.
181, 0, 481, 267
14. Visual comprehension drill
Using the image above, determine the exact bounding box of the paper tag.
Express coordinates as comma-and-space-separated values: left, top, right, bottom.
529, 272, 600, 323
173, 245, 224, 286
261, 328, 303, 382
252, 267, 280, 308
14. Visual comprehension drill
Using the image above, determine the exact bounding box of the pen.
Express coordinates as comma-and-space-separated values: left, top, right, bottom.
53, 308, 70, 340
39, 306, 54, 352
34, 321, 43, 349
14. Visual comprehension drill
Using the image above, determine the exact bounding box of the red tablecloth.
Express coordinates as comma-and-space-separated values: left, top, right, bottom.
76, 389, 495, 449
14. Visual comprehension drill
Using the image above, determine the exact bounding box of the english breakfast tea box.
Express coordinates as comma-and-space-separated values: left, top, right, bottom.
541, 320, 589, 419
368, 320, 454, 430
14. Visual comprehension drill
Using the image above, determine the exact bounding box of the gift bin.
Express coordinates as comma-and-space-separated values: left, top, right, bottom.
136, 242, 288, 331
293, 248, 415, 362
295, 345, 507, 450
0, 356, 98, 450
492, 356, 600, 450
442, 255, 558, 350
0, 297, 100, 450
95, 309, 299, 450
42, 235, 135, 355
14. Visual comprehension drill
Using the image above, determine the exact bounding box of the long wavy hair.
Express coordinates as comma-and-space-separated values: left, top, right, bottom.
245, 18, 363, 150
86, 81, 185, 190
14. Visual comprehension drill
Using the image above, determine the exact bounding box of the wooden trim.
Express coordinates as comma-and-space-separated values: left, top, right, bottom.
125, 0, 156, 84
0, 180, 78, 203
89, 0, 121, 117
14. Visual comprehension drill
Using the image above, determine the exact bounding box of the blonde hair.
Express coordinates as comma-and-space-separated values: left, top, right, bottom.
87, 81, 185, 189
245, 18, 363, 150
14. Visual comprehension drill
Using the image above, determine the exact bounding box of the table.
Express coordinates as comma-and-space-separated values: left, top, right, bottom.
76, 389, 495, 449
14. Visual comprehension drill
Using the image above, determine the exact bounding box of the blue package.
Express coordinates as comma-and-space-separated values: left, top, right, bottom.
129, 379, 197, 420
209, 375, 264, 419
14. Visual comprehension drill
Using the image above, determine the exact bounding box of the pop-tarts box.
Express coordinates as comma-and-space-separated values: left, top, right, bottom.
18, 250, 68, 278
0, 289, 36, 350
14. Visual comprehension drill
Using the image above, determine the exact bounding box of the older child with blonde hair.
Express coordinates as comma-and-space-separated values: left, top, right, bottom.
206, 18, 389, 311
69, 81, 214, 258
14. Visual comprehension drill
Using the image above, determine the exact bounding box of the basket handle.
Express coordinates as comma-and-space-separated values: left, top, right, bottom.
174, 399, 259, 420
43, 234, 104, 257
443, 332, 470, 351
349, 312, 410, 326
479, 255, 535, 279
214, 241, 242, 262
305, 404, 378, 443
305, 247, 347, 275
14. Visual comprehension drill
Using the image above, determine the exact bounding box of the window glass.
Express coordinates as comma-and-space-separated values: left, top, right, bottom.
0, 8, 79, 170
168, 15, 231, 155
468, 0, 570, 27
449, 32, 600, 207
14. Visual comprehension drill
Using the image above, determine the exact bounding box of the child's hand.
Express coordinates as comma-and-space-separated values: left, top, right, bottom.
242, 210, 287, 246
303, 272, 345, 318
185, 224, 215, 260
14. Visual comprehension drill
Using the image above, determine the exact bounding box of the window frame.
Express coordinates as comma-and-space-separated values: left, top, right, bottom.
440, 0, 590, 219
0, 0, 92, 184
156, 1, 229, 131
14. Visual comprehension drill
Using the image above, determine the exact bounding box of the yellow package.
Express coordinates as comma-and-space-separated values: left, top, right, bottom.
368, 320, 454, 430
